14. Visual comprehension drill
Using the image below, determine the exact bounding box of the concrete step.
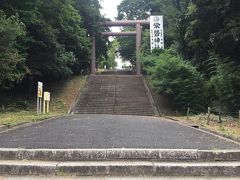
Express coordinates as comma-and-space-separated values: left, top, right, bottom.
0, 160, 240, 176
74, 113, 155, 116
76, 108, 154, 112
1, 149, 239, 177
75, 111, 154, 116
76, 110, 154, 113
100, 71, 135, 75
76, 106, 115, 108
76, 106, 154, 110
114, 107, 154, 110
114, 112, 155, 116
1, 149, 240, 162
74, 75, 156, 116
77, 103, 151, 106
75, 111, 115, 114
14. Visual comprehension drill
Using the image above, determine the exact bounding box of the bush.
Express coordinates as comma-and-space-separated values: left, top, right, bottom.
0, 10, 26, 89
145, 51, 209, 111
211, 60, 240, 112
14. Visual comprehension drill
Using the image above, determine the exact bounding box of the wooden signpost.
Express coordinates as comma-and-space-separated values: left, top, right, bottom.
43, 92, 51, 114
37, 81, 43, 114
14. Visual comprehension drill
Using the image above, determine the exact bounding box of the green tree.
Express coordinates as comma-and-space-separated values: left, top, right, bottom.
99, 39, 118, 69
144, 50, 209, 111
74, 0, 109, 62
210, 0, 240, 65
117, 0, 187, 64
117, 0, 151, 20
181, 0, 240, 73
0, 10, 26, 89
0, 0, 91, 80
27, 21, 76, 79
38, 0, 90, 74
179, 0, 240, 111
117, 27, 136, 65
210, 54, 240, 111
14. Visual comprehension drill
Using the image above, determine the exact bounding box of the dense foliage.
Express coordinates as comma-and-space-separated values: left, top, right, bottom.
117, 0, 188, 64
0, 0, 106, 89
118, 0, 240, 111
0, 10, 26, 89
210, 55, 240, 112
99, 40, 118, 69
142, 50, 209, 111
1, 0, 239, 112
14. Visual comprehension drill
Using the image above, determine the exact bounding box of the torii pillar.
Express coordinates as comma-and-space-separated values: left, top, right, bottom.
91, 36, 96, 75
136, 23, 142, 75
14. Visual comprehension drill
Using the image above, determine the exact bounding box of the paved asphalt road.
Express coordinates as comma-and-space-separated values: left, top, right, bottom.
0, 114, 239, 149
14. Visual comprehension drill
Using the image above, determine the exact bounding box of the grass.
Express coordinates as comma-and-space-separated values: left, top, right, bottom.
145, 79, 240, 142
0, 111, 58, 127
47, 75, 87, 113
168, 114, 240, 141
0, 75, 87, 127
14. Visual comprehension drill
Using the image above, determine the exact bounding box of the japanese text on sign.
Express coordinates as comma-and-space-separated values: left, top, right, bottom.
150, 16, 164, 51
38, 81, 43, 98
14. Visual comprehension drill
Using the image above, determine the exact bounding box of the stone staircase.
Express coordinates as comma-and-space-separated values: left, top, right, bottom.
74, 75, 156, 116
100, 70, 135, 75
0, 148, 239, 177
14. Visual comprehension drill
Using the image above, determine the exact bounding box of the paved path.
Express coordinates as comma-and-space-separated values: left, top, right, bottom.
0, 114, 239, 149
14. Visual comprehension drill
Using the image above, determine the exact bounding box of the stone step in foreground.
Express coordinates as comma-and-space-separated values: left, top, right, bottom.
0, 149, 240, 162
0, 160, 240, 176
0, 149, 240, 177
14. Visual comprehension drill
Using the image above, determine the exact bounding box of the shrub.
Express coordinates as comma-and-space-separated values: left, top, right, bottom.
0, 10, 26, 89
146, 51, 209, 111
211, 60, 240, 112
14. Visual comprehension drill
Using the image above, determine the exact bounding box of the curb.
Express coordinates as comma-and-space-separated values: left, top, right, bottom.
68, 76, 88, 114
142, 76, 160, 117
0, 126, 8, 132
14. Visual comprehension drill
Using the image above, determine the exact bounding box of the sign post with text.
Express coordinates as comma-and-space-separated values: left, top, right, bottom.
37, 81, 43, 114
43, 92, 51, 114
150, 16, 164, 51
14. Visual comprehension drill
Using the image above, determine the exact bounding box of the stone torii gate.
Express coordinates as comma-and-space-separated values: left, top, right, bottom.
91, 20, 150, 75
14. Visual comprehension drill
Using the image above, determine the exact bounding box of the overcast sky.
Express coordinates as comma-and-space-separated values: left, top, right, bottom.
100, 0, 122, 20
100, 0, 127, 69
100, 0, 122, 32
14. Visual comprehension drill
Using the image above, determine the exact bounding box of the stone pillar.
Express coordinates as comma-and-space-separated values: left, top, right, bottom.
136, 23, 142, 75
91, 36, 96, 75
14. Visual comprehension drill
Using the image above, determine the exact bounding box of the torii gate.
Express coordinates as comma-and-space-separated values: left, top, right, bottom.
91, 20, 150, 75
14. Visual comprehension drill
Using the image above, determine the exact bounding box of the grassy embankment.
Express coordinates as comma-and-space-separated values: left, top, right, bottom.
0, 75, 87, 127
151, 86, 240, 141
168, 115, 240, 141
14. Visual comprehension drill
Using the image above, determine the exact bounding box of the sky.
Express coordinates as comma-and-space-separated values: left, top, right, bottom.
100, 0, 122, 33
100, 0, 122, 20
100, 0, 128, 69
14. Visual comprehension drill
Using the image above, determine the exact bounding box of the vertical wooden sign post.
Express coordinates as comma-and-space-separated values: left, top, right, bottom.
43, 92, 51, 114
187, 107, 190, 120
37, 81, 43, 114
239, 110, 240, 123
